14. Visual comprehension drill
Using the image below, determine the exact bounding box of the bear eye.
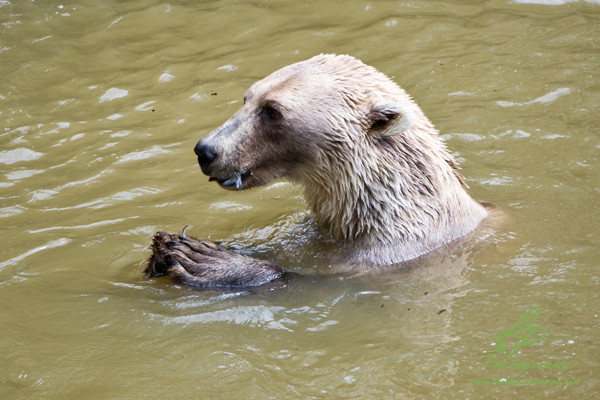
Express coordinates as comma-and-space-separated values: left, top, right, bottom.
263, 106, 282, 121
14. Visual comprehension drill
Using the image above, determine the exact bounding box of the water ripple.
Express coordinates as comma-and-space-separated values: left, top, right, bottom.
0, 148, 44, 165
116, 145, 176, 164
497, 87, 571, 107
99, 87, 129, 103
28, 216, 139, 234
0, 238, 71, 271
163, 305, 293, 331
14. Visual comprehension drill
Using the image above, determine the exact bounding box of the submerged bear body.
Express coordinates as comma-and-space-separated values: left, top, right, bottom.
147, 54, 488, 288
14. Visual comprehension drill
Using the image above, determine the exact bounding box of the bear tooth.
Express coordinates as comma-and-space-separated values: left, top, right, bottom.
234, 174, 242, 190
222, 174, 243, 190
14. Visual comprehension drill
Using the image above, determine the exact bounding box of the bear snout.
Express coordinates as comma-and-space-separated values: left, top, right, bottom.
194, 140, 218, 171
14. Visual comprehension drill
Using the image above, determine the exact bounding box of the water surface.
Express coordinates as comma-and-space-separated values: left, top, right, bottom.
1, 0, 599, 398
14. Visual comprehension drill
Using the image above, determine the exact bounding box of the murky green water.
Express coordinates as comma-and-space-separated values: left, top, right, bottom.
1, 0, 599, 398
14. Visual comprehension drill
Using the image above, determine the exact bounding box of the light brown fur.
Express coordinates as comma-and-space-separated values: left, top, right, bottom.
196, 54, 487, 266
146, 54, 489, 289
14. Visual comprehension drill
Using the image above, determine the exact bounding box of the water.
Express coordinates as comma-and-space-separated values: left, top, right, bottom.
1, 0, 599, 398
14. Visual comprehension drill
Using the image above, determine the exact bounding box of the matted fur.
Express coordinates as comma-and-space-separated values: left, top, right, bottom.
196, 54, 487, 265
147, 54, 488, 288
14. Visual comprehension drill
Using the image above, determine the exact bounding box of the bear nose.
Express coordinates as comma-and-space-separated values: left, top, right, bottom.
194, 141, 218, 168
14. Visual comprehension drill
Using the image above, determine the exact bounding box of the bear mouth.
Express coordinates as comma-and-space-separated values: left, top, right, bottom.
209, 171, 252, 191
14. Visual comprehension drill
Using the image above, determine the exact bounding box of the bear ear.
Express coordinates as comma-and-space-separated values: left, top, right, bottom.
367, 102, 416, 137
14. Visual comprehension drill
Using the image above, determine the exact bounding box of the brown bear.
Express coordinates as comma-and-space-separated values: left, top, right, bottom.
146, 54, 489, 288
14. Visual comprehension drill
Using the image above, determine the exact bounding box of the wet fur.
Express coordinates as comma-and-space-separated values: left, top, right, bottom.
147, 54, 488, 288
147, 229, 288, 288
